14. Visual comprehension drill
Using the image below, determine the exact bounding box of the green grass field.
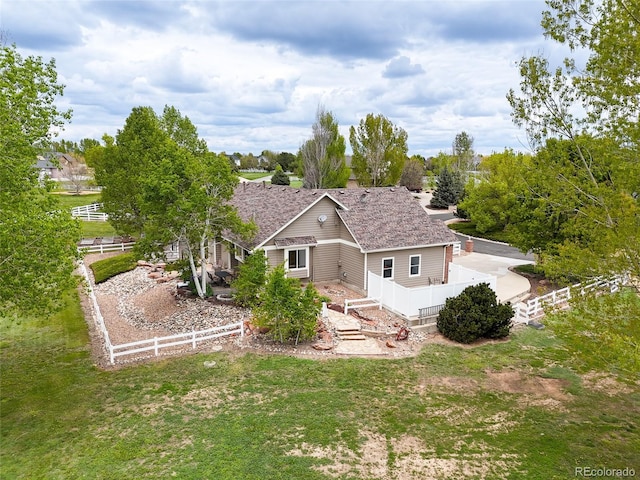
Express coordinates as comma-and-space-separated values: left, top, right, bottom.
1, 288, 638, 479
238, 171, 272, 180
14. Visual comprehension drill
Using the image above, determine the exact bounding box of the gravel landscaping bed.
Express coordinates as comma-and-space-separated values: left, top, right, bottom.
81, 254, 442, 366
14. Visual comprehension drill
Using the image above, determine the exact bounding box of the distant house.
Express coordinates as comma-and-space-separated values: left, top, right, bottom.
213, 183, 458, 297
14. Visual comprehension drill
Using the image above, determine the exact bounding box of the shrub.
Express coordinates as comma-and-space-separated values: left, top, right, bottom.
232, 250, 267, 307
437, 283, 513, 344
270, 165, 290, 185
90, 252, 138, 283
252, 265, 322, 345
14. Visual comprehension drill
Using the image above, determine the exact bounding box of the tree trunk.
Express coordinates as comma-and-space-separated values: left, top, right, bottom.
199, 235, 208, 297
187, 247, 205, 299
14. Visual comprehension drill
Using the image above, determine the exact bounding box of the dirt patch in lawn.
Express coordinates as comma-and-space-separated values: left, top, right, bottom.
287, 428, 521, 480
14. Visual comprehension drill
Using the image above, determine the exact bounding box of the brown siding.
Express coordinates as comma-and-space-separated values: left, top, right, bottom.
339, 244, 365, 290
367, 247, 445, 288
313, 244, 340, 282
339, 220, 357, 244
219, 243, 232, 269
267, 249, 284, 269
275, 197, 341, 242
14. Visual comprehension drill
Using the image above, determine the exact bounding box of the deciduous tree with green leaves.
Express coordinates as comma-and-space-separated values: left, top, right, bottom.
252, 265, 323, 345
0, 44, 81, 317
231, 249, 268, 308
457, 149, 531, 234
95, 106, 254, 298
507, 0, 639, 284
349, 113, 408, 187
298, 106, 350, 189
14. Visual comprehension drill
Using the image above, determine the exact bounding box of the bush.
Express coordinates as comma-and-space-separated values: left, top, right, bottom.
437, 283, 513, 344
90, 253, 138, 283
252, 265, 322, 345
232, 250, 267, 307
270, 165, 290, 185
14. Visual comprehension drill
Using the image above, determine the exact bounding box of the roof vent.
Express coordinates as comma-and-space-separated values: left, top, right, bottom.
339, 190, 345, 194
390, 187, 395, 192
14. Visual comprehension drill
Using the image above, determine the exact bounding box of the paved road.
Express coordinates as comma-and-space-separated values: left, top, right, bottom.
429, 213, 535, 261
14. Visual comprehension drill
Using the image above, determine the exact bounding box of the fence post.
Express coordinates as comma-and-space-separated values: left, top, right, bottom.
240, 320, 245, 337
192, 330, 196, 349
110, 344, 114, 365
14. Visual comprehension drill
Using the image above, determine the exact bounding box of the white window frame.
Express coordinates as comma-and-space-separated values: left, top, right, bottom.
286, 247, 308, 271
409, 254, 421, 277
382, 257, 394, 279
234, 245, 249, 263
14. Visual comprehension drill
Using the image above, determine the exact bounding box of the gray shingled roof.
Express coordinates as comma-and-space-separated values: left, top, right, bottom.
227, 183, 457, 252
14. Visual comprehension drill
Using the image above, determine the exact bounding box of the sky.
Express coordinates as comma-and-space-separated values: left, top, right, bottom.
1, 0, 566, 157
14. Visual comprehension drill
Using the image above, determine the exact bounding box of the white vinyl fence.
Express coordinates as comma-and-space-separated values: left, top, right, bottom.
78, 261, 243, 364
366, 264, 497, 319
79, 241, 136, 254
512, 276, 623, 323
71, 203, 108, 221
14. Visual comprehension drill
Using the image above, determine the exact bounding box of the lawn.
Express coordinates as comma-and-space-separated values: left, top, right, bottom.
52, 192, 102, 209
49, 192, 118, 238
238, 171, 272, 180
1, 292, 638, 479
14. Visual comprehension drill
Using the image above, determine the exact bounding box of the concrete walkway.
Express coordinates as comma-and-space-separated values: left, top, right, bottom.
452, 252, 533, 303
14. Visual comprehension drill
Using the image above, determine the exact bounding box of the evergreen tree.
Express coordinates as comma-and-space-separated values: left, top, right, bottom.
270, 164, 290, 185
430, 166, 463, 208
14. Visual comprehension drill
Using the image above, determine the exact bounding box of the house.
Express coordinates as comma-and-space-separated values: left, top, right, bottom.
35, 153, 74, 182
214, 183, 458, 297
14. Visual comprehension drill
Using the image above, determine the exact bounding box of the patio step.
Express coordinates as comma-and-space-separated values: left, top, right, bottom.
338, 332, 367, 341
336, 325, 367, 341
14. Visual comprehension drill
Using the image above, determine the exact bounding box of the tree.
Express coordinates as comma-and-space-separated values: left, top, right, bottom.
95, 106, 254, 299
231, 250, 268, 308
94, 106, 165, 237
457, 149, 531, 233
62, 155, 89, 195
507, 0, 640, 284
252, 265, 322, 345
437, 283, 513, 344
277, 151, 297, 172
270, 164, 290, 185
298, 106, 350, 189
429, 166, 464, 208
240, 153, 259, 170
399, 155, 425, 192
0, 44, 81, 317
349, 113, 408, 187
452, 131, 475, 173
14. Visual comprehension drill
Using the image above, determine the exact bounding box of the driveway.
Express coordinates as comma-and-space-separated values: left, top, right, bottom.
452, 253, 533, 304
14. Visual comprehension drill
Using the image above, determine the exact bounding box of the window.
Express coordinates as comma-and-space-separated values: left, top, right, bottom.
234, 245, 249, 262
409, 255, 421, 277
288, 248, 307, 269
382, 257, 394, 279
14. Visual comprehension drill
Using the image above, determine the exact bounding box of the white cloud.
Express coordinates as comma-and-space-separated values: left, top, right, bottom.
1, 0, 558, 156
